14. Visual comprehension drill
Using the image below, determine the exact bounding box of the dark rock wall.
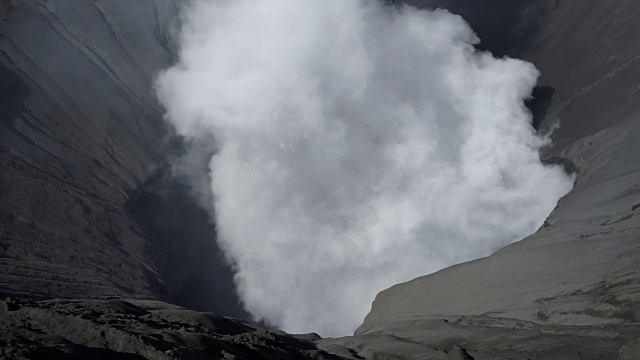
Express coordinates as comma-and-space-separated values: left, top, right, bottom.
126, 171, 251, 320
0, 0, 252, 321
0, 0, 177, 300
398, 0, 549, 57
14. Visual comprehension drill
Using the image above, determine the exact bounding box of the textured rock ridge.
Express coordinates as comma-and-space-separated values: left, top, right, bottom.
0, 295, 344, 359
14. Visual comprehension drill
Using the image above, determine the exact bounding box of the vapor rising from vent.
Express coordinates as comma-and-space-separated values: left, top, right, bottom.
155, 0, 574, 336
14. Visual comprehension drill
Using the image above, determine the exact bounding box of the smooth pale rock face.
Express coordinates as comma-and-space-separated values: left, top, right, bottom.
328, 1, 640, 358
0, 0, 178, 300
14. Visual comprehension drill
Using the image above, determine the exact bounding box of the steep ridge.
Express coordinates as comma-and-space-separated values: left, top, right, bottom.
331, 1, 640, 358
0, 0, 177, 300
0, 0, 250, 318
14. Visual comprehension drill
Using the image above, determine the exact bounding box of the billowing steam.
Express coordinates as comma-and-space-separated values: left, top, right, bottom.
156, 0, 574, 336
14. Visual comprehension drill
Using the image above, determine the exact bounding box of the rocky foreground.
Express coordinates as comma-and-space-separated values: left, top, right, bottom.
1, 295, 638, 359
0, 296, 344, 360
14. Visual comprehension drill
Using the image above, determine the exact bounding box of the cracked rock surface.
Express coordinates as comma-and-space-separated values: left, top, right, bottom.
0, 296, 343, 359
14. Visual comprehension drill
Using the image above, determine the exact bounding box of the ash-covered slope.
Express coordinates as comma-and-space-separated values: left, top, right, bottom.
0, 0, 245, 317
0, 0, 176, 300
327, 1, 640, 358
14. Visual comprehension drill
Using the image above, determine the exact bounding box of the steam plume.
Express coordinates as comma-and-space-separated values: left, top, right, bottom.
156, 0, 574, 336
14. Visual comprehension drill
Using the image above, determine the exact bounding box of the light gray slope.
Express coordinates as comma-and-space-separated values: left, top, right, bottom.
321, 315, 640, 359
321, 118, 640, 360
0, 0, 177, 300
357, 116, 640, 328
326, 1, 640, 358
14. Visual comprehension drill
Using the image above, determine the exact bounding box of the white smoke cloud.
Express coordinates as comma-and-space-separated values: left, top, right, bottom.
155, 0, 574, 336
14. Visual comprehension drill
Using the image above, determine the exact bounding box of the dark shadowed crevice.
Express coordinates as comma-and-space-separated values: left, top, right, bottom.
541, 156, 579, 177
526, 85, 555, 131
0, 63, 29, 128
126, 168, 251, 321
